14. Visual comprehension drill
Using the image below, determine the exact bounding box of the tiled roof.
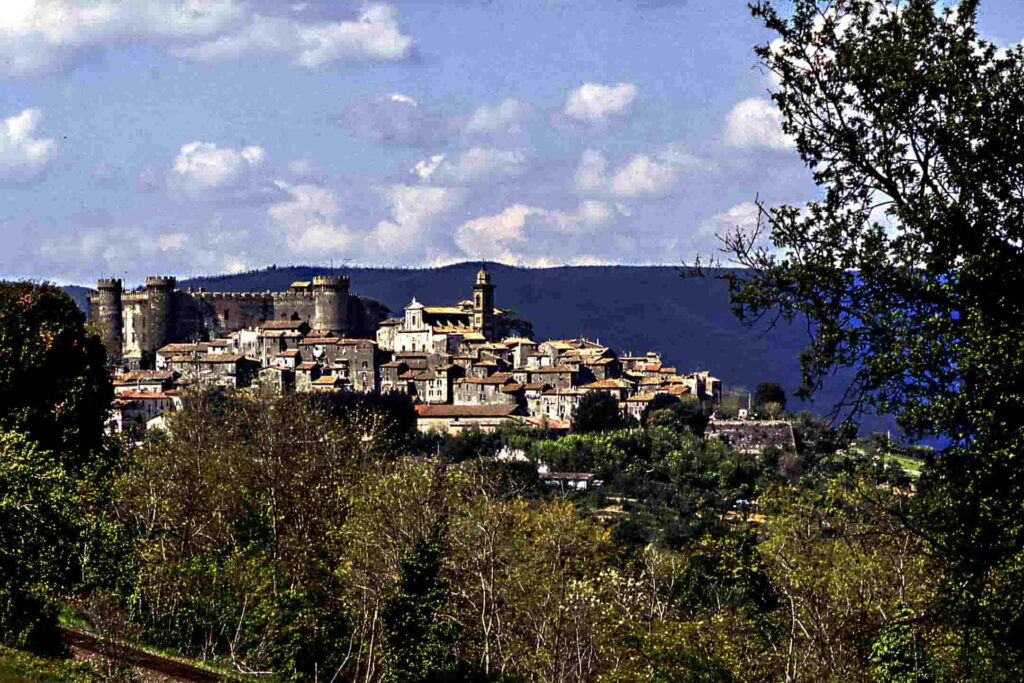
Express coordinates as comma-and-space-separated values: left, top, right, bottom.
279, 349, 301, 357
259, 320, 307, 330
115, 390, 171, 400
415, 404, 520, 418
625, 393, 658, 402
458, 373, 513, 385
582, 379, 633, 390
529, 365, 576, 374
296, 362, 318, 370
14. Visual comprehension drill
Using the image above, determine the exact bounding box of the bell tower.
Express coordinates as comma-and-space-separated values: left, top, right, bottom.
472, 266, 495, 341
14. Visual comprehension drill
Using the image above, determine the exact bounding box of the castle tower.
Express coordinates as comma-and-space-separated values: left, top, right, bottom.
145, 276, 176, 355
313, 275, 349, 333
473, 266, 495, 341
95, 278, 123, 363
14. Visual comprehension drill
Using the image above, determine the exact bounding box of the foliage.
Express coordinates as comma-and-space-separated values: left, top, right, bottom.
0, 644, 102, 682
0, 283, 119, 652
572, 392, 636, 434
645, 396, 710, 437
715, 0, 1024, 671
753, 383, 786, 412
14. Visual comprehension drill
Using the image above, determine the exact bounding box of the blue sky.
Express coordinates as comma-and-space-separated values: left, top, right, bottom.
2, 0, 1023, 285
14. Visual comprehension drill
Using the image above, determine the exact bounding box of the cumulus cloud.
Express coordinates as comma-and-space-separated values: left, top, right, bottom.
366, 184, 465, 254
724, 98, 795, 150
38, 224, 252, 280
168, 141, 267, 197
0, 108, 57, 183
173, 5, 413, 68
698, 201, 762, 246
574, 149, 608, 193
454, 200, 615, 264
609, 154, 679, 198
564, 82, 637, 126
342, 92, 441, 147
0, 0, 243, 77
575, 143, 707, 198
0, 2, 412, 77
463, 98, 528, 136
268, 181, 356, 256
411, 147, 526, 184
454, 204, 538, 262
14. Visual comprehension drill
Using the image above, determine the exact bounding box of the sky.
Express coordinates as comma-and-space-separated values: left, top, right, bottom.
2, 0, 1024, 285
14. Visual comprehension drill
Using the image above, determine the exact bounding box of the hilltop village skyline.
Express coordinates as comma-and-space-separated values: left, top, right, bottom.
95, 266, 726, 436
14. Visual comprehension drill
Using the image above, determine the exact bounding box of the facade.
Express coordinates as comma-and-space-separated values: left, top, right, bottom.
89, 274, 387, 368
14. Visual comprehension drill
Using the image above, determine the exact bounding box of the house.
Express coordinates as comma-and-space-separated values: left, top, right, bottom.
414, 403, 523, 434
166, 353, 259, 389
106, 391, 176, 435
622, 392, 657, 422
259, 365, 295, 394
298, 337, 378, 392
453, 374, 522, 406
112, 369, 175, 394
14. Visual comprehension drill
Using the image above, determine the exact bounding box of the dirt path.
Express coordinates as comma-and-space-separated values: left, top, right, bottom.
60, 627, 230, 682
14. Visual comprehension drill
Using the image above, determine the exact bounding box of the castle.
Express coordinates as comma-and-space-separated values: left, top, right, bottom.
89, 274, 389, 368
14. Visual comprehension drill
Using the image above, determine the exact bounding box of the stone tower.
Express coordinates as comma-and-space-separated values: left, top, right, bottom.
96, 278, 123, 363
145, 276, 176, 355
473, 266, 495, 341
312, 275, 349, 333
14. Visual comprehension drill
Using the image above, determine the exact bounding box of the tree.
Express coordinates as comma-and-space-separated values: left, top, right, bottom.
572, 392, 636, 434
753, 382, 786, 412
645, 396, 710, 437
0, 283, 116, 649
715, 0, 1024, 672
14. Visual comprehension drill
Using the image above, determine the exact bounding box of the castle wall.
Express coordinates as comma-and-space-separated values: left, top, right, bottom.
270, 292, 317, 325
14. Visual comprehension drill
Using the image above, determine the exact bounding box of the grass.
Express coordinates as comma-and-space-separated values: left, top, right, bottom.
0, 646, 100, 683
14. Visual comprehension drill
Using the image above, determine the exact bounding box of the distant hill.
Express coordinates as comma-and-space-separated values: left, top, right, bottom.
67, 263, 894, 434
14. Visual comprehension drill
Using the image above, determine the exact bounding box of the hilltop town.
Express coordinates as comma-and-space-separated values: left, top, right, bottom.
94, 267, 726, 435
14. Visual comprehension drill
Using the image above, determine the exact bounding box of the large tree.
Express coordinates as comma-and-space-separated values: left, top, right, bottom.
719, 0, 1024, 673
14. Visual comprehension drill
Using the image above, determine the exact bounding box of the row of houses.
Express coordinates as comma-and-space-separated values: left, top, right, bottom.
105, 268, 724, 437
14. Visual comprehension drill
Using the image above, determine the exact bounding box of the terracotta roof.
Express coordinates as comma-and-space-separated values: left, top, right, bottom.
523, 382, 551, 391
644, 363, 663, 372
114, 370, 174, 383
518, 415, 571, 430
503, 337, 537, 346
500, 382, 524, 393
582, 379, 633, 390
529, 365, 576, 374
660, 367, 678, 374
296, 362, 318, 370
279, 349, 301, 358
415, 404, 520, 418
312, 375, 344, 386
259, 320, 307, 330
626, 393, 658, 402
115, 390, 171, 400
415, 371, 438, 380
157, 343, 201, 355
665, 384, 692, 395
380, 361, 407, 368
398, 371, 418, 380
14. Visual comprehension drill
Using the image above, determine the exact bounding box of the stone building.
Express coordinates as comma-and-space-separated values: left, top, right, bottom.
89, 274, 387, 368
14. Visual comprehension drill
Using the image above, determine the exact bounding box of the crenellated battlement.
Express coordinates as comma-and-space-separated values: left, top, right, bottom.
312, 275, 349, 289
196, 291, 274, 301
270, 291, 315, 301
121, 292, 150, 303
97, 278, 123, 291
146, 275, 177, 290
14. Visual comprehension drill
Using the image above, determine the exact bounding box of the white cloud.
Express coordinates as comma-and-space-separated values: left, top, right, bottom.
698, 201, 762, 244
0, 0, 243, 77
413, 147, 526, 184
463, 98, 527, 136
268, 181, 356, 256
0, 2, 412, 77
564, 82, 637, 125
543, 200, 614, 233
574, 149, 608, 193
0, 108, 57, 183
172, 5, 413, 68
366, 184, 465, 254
169, 141, 267, 196
343, 92, 440, 147
575, 143, 705, 198
454, 200, 615, 263
609, 154, 678, 198
38, 224, 250, 278
724, 98, 795, 150
454, 204, 538, 262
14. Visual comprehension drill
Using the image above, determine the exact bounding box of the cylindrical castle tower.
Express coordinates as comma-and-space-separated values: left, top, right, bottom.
96, 278, 123, 363
313, 275, 349, 333
145, 276, 176, 355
